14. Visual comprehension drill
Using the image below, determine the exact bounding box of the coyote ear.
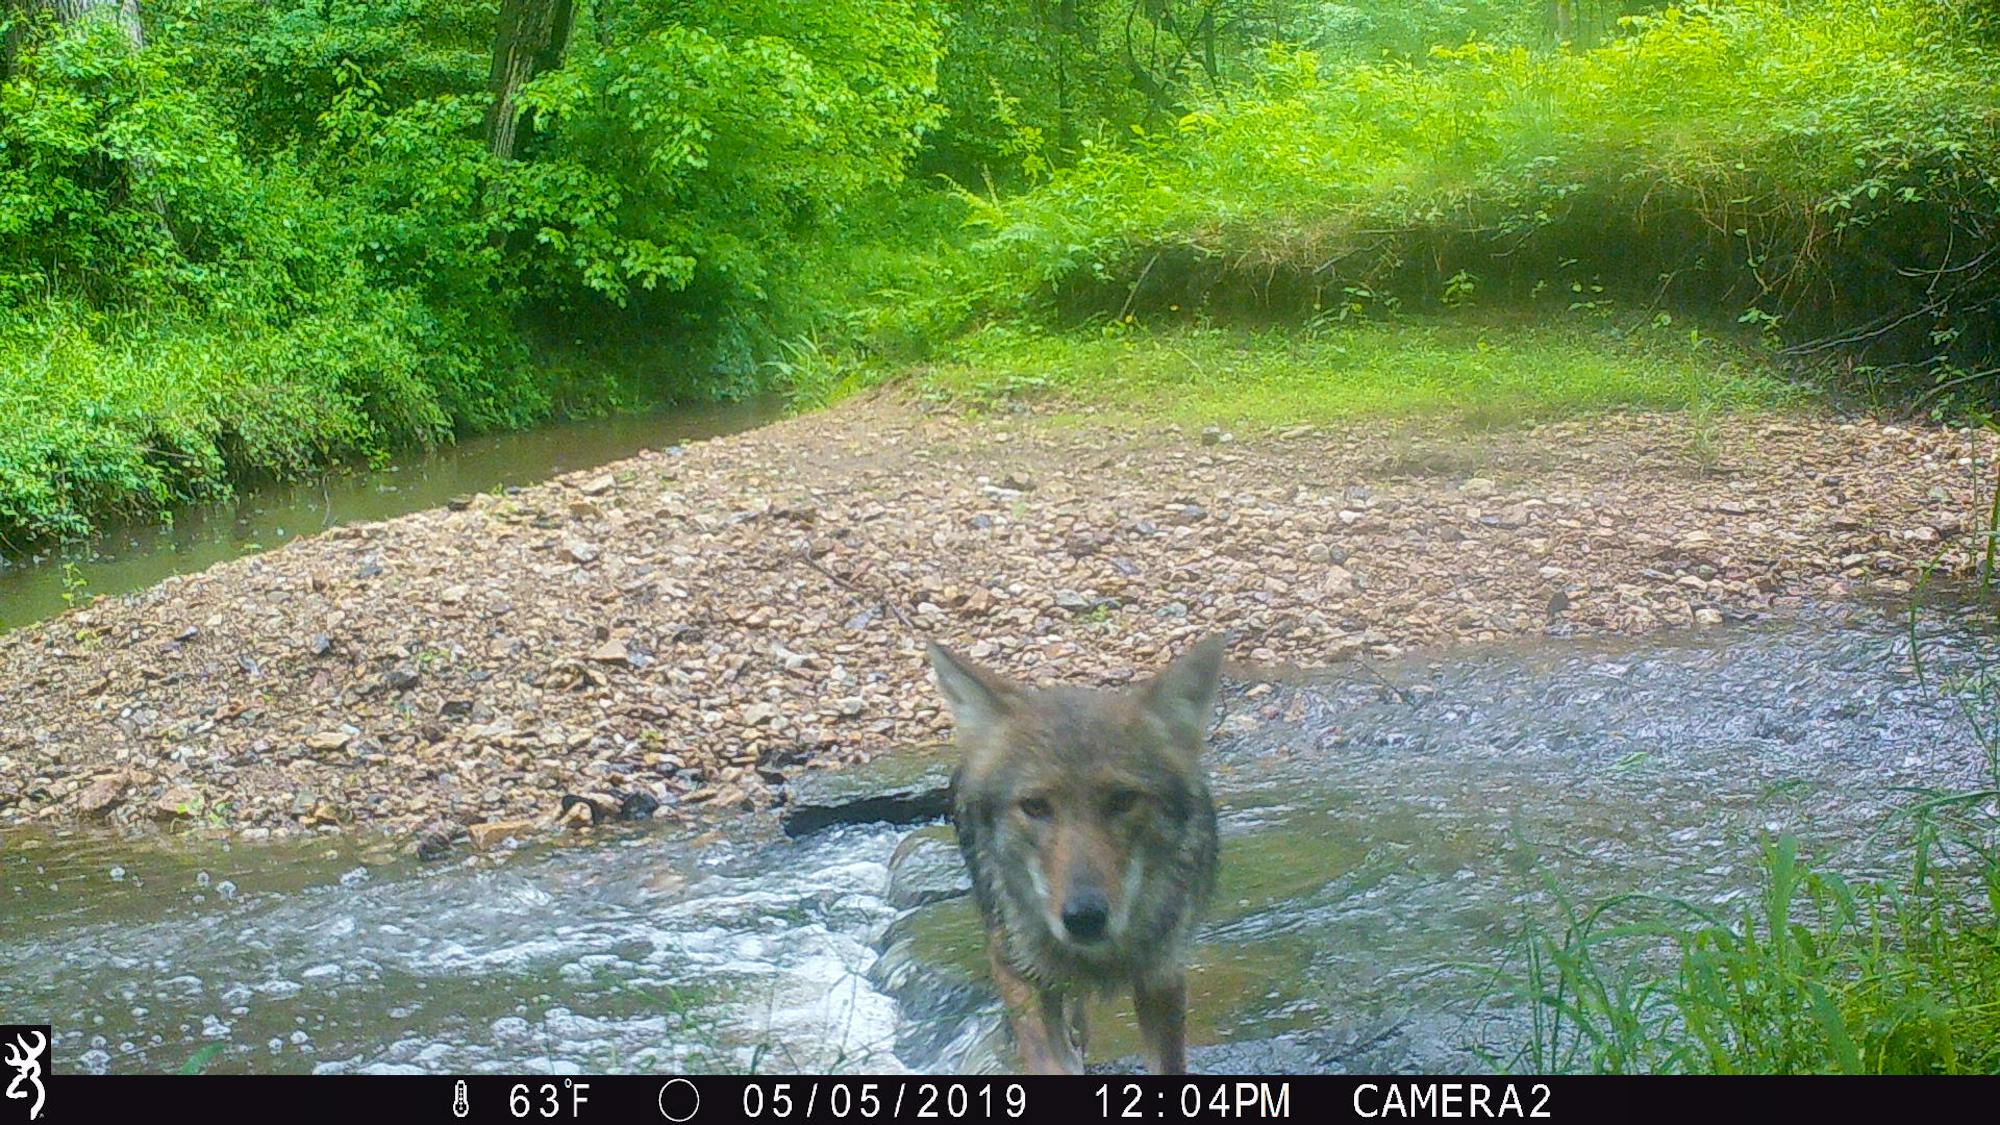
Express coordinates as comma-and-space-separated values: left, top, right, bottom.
1139, 635, 1225, 745
927, 641, 1017, 740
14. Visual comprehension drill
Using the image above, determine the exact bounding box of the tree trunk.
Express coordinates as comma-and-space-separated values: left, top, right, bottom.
11, 1, 169, 230
485, 0, 574, 161
1551, 0, 1578, 44
5, 1, 146, 84
38, 0, 144, 48
2, 2, 21, 83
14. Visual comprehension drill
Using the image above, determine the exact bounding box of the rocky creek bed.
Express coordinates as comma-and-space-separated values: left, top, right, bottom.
0, 395, 1992, 852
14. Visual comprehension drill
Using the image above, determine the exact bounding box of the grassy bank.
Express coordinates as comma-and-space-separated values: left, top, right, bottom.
814, 317, 1806, 431
944, 1, 2000, 402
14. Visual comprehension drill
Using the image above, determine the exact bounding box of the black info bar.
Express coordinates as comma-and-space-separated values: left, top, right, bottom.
24, 1074, 1991, 1124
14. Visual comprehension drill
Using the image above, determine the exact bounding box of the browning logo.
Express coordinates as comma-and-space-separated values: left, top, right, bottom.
1, 1026, 47, 1123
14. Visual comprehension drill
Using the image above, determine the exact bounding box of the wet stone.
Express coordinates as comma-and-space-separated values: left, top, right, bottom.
781, 744, 956, 838
885, 826, 971, 910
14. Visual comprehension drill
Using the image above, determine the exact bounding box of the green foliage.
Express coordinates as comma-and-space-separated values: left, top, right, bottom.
8, 0, 2000, 548
0, 0, 947, 546
955, 1, 2000, 390
920, 1, 1593, 185
1508, 614, 2000, 1074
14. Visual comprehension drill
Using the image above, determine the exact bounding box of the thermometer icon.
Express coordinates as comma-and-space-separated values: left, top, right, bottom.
453, 1079, 470, 1118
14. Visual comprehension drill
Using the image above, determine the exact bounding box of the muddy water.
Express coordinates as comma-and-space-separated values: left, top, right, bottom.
2, 600, 1994, 1074
0, 399, 784, 633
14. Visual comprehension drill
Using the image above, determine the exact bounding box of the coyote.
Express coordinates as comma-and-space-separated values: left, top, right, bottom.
926, 637, 1224, 1074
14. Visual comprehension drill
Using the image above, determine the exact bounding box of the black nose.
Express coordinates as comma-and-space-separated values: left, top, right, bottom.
1061, 894, 1110, 942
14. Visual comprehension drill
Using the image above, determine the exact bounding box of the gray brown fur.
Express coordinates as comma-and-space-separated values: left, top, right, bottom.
927, 637, 1224, 1074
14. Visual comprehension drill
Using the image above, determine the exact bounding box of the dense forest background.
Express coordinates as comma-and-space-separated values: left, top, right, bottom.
3, 0, 1999, 546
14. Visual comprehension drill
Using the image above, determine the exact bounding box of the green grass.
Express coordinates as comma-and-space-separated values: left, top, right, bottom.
1503, 609, 2000, 1075
893, 317, 1804, 430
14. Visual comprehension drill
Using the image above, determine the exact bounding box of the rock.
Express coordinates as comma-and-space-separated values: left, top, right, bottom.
384, 665, 421, 692
556, 799, 595, 831
6, 391, 1989, 850
1321, 566, 1357, 598
468, 819, 537, 851
579, 475, 615, 496
617, 791, 661, 821
1694, 607, 1726, 626
412, 826, 457, 862
563, 538, 601, 565
154, 786, 203, 820
76, 773, 129, 817
782, 744, 956, 838
886, 827, 973, 910
1546, 590, 1571, 619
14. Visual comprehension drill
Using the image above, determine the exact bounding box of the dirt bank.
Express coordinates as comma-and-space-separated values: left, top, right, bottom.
1, 395, 1990, 846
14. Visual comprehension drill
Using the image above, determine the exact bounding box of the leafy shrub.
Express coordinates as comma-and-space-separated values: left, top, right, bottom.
957, 1, 2000, 399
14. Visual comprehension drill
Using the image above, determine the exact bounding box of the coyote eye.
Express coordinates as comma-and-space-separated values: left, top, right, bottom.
1018, 796, 1053, 820
1103, 788, 1142, 815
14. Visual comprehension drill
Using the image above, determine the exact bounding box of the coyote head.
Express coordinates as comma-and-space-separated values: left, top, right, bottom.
929, 637, 1223, 966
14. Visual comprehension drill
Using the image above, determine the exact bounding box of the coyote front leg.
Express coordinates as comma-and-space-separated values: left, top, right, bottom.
1134, 973, 1188, 1075
989, 938, 1079, 1074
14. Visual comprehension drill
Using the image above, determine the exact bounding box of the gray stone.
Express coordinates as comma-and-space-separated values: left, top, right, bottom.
885, 825, 972, 910
780, 743, 955, 837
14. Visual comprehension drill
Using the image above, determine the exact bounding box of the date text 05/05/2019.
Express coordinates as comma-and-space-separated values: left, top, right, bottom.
741, 1082, 1029, 1119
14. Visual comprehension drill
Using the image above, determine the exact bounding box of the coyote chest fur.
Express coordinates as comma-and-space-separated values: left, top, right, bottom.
927, 638, 1224, 1074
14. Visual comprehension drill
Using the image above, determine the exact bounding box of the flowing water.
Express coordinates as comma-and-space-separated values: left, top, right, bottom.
2, 599, 1995, 1074
0, 398, 785, 633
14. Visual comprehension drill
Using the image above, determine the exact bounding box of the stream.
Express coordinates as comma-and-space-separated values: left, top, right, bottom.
3, 597, 1994, 1074
0, 398, 784, 633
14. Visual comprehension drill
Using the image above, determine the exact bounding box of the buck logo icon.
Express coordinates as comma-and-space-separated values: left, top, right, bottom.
2, 1026, 47, 1123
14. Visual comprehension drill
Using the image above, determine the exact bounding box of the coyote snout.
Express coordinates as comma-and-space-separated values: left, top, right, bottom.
928, 636, 1224, 1074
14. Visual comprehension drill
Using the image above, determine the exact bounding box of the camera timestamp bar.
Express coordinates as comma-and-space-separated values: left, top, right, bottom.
40, 1072, 1987, 1123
